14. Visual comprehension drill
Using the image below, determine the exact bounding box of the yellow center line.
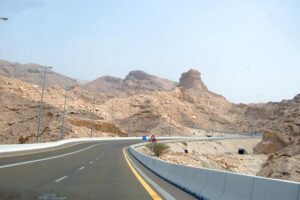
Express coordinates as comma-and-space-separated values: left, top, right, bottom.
123, 148, 162, 200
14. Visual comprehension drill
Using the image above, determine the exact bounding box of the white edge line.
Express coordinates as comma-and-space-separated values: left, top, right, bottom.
124, 148, 176, 200
55, 175, 68, 183
0, 144, 100, 169
79, 166, 85, 170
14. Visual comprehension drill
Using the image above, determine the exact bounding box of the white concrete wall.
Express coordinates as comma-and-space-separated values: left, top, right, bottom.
129, 143, 300, 200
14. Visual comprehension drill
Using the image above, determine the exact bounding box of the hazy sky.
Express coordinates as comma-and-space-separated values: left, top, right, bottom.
0, 0, 299, 103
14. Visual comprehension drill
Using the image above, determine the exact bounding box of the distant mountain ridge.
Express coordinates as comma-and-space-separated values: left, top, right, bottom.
0, 60, 77, 88
84, 70, 177, 94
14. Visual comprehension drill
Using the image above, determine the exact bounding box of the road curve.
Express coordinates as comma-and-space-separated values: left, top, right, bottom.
0, 140, 196, 200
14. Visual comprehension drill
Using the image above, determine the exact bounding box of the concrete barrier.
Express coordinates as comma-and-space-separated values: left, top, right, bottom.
181, 166, 195, 190
201, 169, 227, 200
187, 167, 207, 197
129, 143, 300, 200
252, 176, 299, 200
156, 160, 170, 179
298, 185, 300, 200
167, 163, 186, 188
220, 173, 254, 200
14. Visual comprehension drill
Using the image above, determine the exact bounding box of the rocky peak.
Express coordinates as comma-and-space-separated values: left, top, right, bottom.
85, 70, 176, 94
125, 70, 151, 81
100, 75, 123, 83
293, 94, 300, 103
178, 69, 208, 91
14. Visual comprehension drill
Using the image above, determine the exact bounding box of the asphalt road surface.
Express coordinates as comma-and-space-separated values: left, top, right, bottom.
0, 140, 197, 200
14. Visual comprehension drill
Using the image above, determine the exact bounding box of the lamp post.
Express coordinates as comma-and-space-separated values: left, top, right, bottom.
168, 115, 172, 137
127, 104, 131, 136
79, 86, 83, 119
36, 66, 53, 143
111, 98, 114, 120
61, 85, 75, 139
210, 108, 215, 137
90, 98, 96, 137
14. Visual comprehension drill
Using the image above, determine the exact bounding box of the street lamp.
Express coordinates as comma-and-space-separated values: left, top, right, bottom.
90, 98, 96, 137
61, 85, 75, 139
210, 108, 217, 137
127, 104, 132, 136
0, 17, 8, 21
36, 66, 53, 143
168, 115, 172, 137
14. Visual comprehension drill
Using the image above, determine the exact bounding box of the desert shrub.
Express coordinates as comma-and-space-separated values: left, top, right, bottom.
19, 135, 29, 144
145, 143, 152, 149
147, 143, 169, 157
181, 141, 188, 146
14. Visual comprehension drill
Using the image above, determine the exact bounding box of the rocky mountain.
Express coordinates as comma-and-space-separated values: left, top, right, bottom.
123, 70, 176, 92
0, 60, 77, 88
0, 61, 299, 181
83, 75, 123, 94
84, 70, 177, 94
0, 68, 235, 144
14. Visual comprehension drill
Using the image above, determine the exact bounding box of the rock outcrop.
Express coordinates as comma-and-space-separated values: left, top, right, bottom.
250, 96, 300, 181
178, 69, 208, 92
257, 143, 300, 182
254, 131, 289, 154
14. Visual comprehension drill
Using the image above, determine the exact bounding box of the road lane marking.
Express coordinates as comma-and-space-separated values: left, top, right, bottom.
54, 176, 68, 183
79, 166, 85, 170
89, 161, 93, 164
123, 148, 162, 200
96, 157, 99, 160
0, 144, 100, 169
38, 193, 66, 200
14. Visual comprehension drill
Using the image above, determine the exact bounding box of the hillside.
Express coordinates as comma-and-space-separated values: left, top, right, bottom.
0, 74, 127, 143
0, 60, 77, 88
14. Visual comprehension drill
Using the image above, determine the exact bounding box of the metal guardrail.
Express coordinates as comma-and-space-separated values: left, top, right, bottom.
191, 127, 262, 136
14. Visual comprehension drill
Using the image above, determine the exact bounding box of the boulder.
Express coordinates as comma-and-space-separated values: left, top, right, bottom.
254, 131, 289, 154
